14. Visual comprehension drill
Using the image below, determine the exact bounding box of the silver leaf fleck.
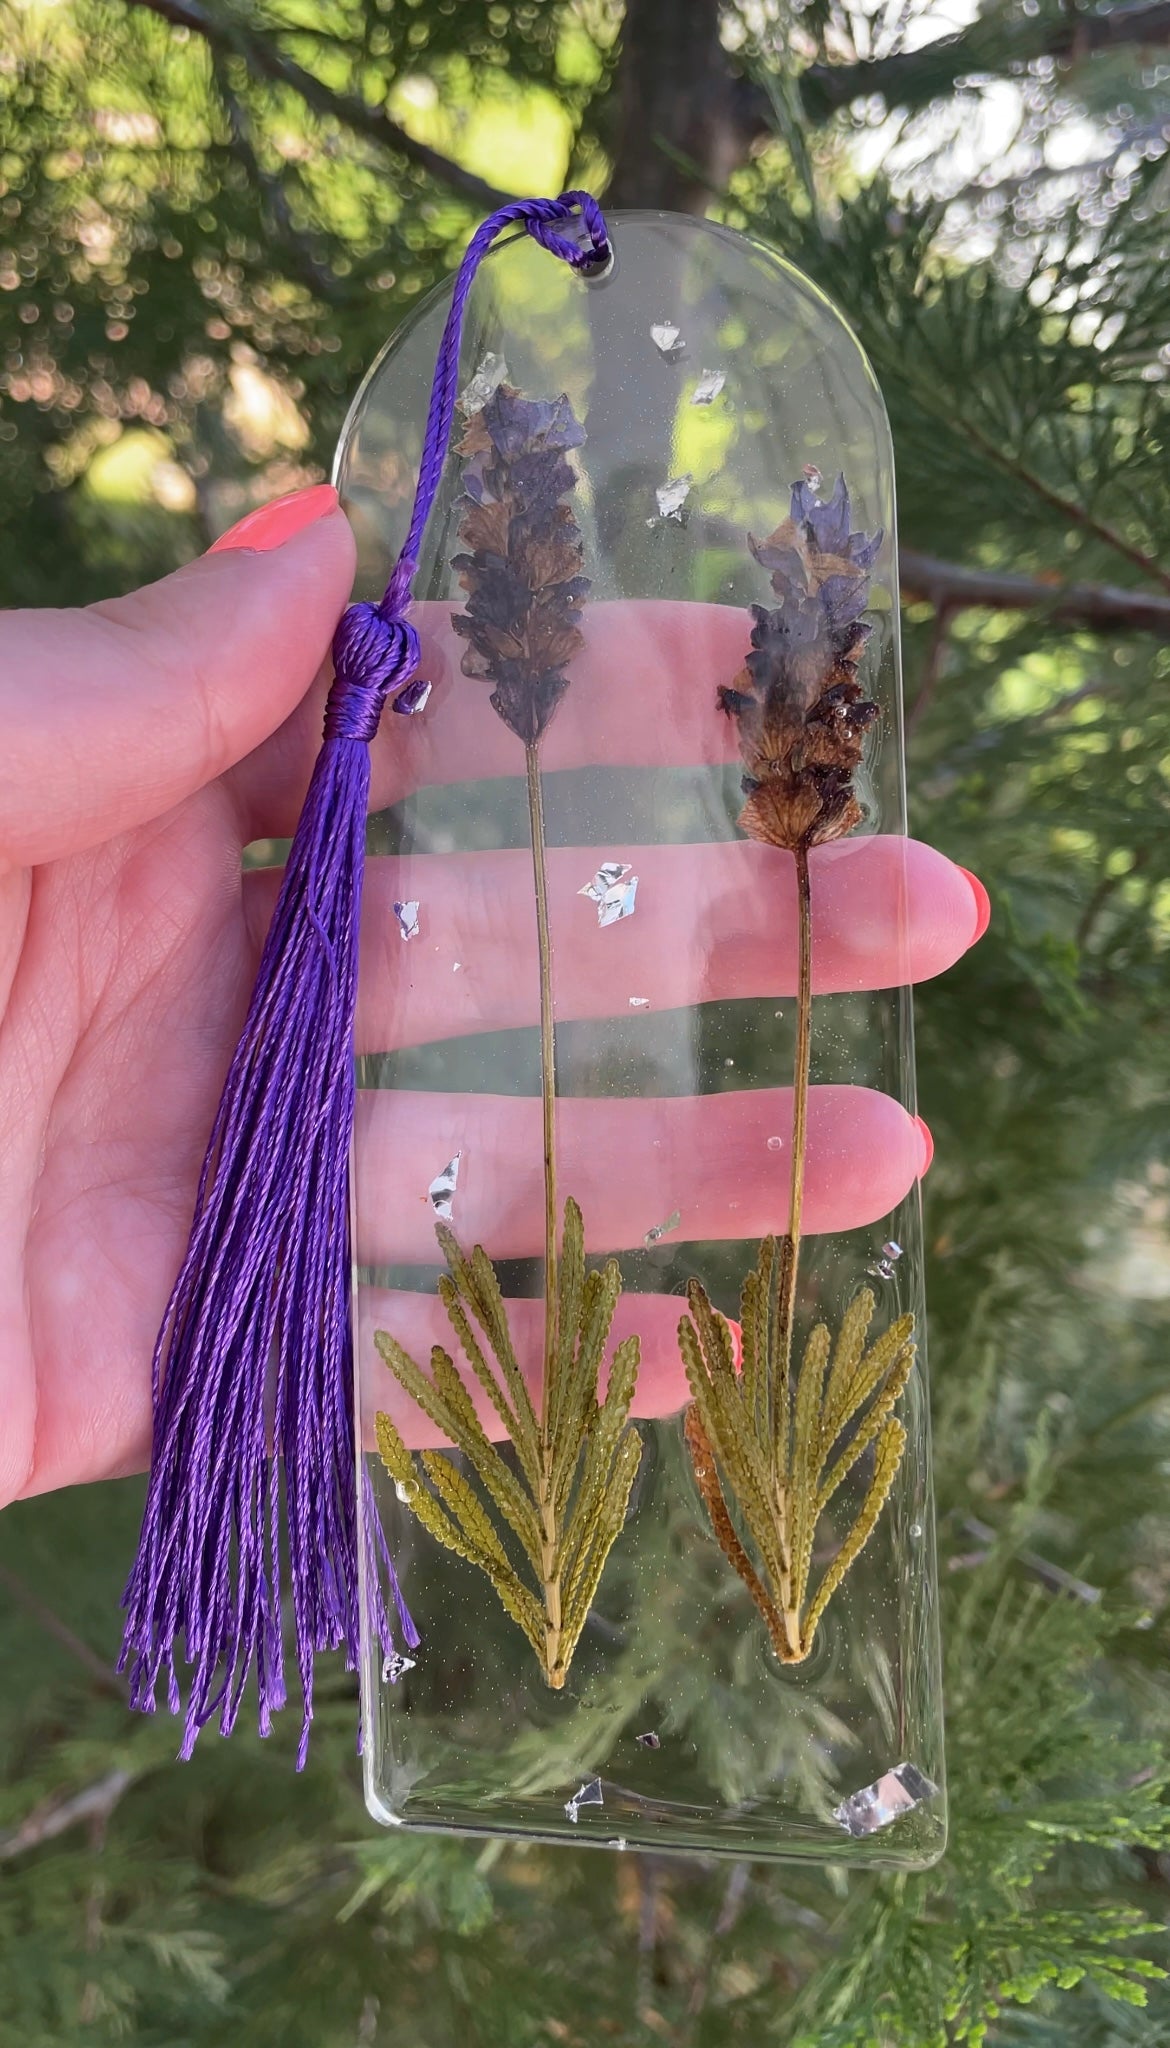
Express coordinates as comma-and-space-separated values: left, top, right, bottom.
654, 474, 692, 523
691, 368, 726, 404
564, 1777, 604, 1824
458, 351, 508, 412
832, 1761, 938, 1838
650, 321, 685, 357
580, 861, 638, 928
643, 1209, 681, 1247
382, 1651, 417, 1683
579, 860, 631, 903
393, 900, 420, 941
393, 677, 432, 717
429, 1152, 461, 1221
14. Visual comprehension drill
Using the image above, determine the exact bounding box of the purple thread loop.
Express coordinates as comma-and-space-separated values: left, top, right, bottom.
326, 605, 420, 743
120, 189, 610, 1766
527, 190, 610, 271
393, 191, 612, 598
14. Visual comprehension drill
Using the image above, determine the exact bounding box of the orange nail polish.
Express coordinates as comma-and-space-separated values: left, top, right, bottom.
914, 1115, 934, 1175
958, 865, 991, 943
208, 483, 339, 555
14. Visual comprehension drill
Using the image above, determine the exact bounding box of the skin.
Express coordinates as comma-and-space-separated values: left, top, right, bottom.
0, 508, 984, 1505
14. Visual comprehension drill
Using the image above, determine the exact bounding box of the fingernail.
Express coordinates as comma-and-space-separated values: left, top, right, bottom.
208, 483, 339, 555
914, 1115, 934, 1176
958, 865, 991, 943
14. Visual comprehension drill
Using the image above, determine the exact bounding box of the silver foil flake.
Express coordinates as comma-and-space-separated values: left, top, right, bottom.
428, 1152, 461, 1221
691, 368, 726, 405
650, 320, 685, 357
803, 463, 824, 491
458, 351, 508, 412
381, 1651, 417, 1683
564, 1777, 604, 1824
580, 860, 629, 902
392, 677, 432, 717
644, 1209, 681, 1247
393, 899, 420, 941
629, 996, 651, 1010
635, 1731, 661, 1750
579, 861, 638, 928
832, 1761, 938, 1838
654, 474, 692, 523
868, 1240, 904, 1282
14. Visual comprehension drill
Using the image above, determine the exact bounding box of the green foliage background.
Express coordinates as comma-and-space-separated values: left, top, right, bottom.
3, 1, 1170, 2042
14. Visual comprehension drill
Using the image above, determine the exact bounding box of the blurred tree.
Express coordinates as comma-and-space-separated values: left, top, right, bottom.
3, 0, 1170, 2042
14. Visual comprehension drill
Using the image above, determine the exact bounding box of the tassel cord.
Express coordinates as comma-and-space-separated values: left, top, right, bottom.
121, 191, 611, 1764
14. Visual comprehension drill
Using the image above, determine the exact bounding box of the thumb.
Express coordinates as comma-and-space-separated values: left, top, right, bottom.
0, 484, 356, 868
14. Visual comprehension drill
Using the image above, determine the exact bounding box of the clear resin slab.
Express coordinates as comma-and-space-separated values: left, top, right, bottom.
335, 211, 945, 1866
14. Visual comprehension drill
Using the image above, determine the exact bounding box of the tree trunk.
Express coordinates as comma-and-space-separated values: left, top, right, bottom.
605, 0, 754, 214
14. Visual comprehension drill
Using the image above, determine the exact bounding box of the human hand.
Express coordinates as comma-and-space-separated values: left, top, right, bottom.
0, 511, 988, 1502
0, 485, 354, 1506
332, 601, 989, 1450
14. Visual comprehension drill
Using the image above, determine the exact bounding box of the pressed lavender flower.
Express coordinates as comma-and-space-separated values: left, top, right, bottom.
680, 469, 912, 1668
719, 473, 883, 851
451, 384, 589, 746
376, 382, 643, 1693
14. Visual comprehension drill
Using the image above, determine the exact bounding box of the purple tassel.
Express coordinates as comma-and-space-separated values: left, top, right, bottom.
120, 191, 610, 1763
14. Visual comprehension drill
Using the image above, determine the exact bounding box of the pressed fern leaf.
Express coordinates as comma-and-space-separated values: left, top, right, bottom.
681, 1237, 916, 1662
374, 1197, 642, 1689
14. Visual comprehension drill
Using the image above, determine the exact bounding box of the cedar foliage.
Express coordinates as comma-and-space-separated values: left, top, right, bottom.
682, 1256, 915, 1662
375, 1204, 642, 1687
3, 2, 1170, 2042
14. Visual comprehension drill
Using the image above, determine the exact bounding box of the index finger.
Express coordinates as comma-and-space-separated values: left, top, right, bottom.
233, 599, 748, 838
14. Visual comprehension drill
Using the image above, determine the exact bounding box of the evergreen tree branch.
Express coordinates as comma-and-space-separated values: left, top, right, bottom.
122, 0, 512, 206
609, 0, 1170, 208
959, 417, 1170, 591
901, 548, 1170, 635
0, 1769, 135, 1861
0, 1563, 127, 1699
797, 1, 1170, 121
213, 60, 343, 298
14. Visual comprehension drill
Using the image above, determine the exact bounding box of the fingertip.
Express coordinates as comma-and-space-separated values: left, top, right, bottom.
957, 865, 991, 944
914, 1115, 934, 1177
208, 482, 340, 554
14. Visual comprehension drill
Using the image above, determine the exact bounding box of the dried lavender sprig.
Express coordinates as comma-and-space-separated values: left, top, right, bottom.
681, 474, 910, 1664
375, 384, 643, 1688
721, 473, 883, 1346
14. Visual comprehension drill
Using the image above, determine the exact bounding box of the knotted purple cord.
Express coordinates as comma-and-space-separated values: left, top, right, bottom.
120, 191, 611, 1765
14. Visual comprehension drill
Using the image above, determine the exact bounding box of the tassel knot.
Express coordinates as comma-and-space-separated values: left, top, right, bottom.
326, 602, 421, 743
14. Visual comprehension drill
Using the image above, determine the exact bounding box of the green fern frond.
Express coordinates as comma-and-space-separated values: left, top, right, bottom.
679, 1299, 787, 1592
375, 1198, 641, 1689
680, 1237, 916, 1663
803, 1415, 907, 1645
